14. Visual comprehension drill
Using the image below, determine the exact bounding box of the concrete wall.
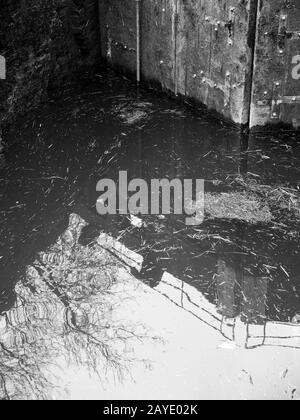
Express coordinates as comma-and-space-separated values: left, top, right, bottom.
0, 0, 100, 148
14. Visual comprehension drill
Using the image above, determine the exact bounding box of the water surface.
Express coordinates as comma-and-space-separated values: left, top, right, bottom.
0, 70, 300, 396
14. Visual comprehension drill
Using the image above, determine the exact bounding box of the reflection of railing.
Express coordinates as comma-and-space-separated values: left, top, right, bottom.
214, 258, 300, 349
89, 230, 300, 350
155, 272, 224, 334
245, 321, 300, 350
154, 272, 300, 350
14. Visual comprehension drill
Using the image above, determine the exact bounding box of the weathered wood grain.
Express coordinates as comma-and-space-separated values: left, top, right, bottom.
250, 0, 300, 129
98, 0, 300, 129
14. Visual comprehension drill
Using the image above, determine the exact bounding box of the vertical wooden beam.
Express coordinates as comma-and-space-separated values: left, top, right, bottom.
250, 0, 300, 129
243, 0, 259, 130
174, 0, 179, 95
136, 0, 141, 83
0, 55, 6, 80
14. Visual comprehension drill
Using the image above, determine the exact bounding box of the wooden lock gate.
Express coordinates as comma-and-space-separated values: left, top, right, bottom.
99, 0, 300, 130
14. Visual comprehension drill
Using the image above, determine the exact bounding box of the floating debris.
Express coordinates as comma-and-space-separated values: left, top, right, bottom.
111, 101, 153, 126
129, 214, 144, 229
205, 192, 273, 224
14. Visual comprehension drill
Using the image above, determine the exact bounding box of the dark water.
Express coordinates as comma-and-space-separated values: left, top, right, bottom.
1, 68, 300, 328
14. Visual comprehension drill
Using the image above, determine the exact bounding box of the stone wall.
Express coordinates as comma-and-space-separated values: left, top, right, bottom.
0, 0, 100, 148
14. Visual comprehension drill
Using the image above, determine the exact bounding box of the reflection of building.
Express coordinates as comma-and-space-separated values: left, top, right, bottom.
216, 259, 268, 325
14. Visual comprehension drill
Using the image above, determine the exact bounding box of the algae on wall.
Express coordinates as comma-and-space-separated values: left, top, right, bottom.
0, 0, 100, 148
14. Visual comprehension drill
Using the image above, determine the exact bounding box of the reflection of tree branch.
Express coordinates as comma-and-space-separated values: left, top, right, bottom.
32, 254, 140, 379
0, 341, 19, 360
0, 372, 10, 400
34, 263, 73, 310
65, 307, 116, 363
0, 215, 151, 399
0, 340, 54, 400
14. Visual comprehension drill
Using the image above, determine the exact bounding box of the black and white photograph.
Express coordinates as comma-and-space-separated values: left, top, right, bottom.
0, 0, 300, 403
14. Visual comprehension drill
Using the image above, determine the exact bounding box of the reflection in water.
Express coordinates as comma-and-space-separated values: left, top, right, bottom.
0, 153, 6, 170
0, 214, 148, 400
216, 259, 268, 325
216, 260, 237, 319
0, 69, 300, 397
240, 274, 268, 325
214, 257, 300, 350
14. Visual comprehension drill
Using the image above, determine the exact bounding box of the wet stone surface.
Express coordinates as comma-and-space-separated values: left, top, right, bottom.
1, 69, 300, 351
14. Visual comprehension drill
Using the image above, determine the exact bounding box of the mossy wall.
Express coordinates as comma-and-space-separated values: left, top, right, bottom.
0, 0, 100, 148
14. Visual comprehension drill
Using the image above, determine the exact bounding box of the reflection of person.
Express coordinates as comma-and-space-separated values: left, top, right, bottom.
216, 259, 268, 325
240, 274, 268, 325
216, 259, 237, 319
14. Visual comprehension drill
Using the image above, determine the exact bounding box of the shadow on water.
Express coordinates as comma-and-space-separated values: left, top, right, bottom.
0, 68, 300, 378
